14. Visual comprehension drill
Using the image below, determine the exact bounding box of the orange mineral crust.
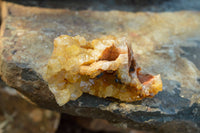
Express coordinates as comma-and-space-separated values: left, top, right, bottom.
45, 35, 162, 106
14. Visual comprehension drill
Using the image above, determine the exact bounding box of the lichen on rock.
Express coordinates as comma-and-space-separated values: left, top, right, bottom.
45, 35, 162, 106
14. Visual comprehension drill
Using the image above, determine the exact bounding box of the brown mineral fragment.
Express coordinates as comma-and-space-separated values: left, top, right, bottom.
45, 35, 162, 106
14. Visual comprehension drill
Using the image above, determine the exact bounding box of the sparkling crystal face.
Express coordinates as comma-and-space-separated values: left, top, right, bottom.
45, 35, 162, 106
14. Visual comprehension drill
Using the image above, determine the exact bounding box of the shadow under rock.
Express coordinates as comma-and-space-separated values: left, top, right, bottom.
56, 114, 118, 133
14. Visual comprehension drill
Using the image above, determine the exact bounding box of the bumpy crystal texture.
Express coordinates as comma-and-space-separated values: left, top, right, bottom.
45, 35, 162, 106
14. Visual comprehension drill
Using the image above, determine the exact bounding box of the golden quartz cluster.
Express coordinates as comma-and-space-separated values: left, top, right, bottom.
45, 35, 162, 106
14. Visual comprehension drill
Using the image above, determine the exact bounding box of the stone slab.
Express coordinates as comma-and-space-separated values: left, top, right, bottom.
0, 1, 200, 131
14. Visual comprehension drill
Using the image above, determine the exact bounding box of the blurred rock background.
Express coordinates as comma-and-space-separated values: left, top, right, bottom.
0, 79, 60, 133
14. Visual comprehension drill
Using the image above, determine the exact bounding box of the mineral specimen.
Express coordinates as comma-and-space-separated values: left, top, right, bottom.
45, 35, 162, 106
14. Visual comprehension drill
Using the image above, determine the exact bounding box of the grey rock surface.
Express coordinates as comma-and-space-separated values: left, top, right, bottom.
0, 0, 200, 131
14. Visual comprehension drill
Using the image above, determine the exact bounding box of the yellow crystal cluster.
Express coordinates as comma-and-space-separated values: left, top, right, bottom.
45, 35, 162, 106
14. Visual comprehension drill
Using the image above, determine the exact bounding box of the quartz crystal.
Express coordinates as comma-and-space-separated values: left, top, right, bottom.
45, 35, 162, 106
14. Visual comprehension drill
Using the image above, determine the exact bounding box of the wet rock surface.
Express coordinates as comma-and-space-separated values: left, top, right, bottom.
0, 0, 200, 131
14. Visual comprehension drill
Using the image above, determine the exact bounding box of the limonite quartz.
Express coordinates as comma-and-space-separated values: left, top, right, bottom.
45, 35, 162, 106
